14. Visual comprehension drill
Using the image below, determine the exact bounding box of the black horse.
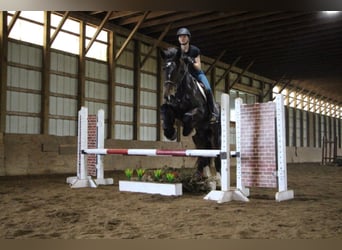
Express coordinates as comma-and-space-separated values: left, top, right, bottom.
160, 47, 221, 179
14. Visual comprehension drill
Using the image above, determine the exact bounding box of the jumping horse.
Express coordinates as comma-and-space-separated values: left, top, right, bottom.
160, 47, 221, 180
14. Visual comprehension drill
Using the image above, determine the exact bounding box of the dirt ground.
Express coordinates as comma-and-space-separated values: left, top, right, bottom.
0, 163, 341, 239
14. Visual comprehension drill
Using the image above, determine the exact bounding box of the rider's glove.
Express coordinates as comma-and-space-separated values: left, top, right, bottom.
183, 56, 195, 65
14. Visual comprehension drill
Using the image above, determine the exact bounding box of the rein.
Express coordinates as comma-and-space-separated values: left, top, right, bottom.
163, 60, 189, 88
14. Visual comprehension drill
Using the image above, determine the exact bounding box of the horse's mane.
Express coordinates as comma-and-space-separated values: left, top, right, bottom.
162, 47, 180, 60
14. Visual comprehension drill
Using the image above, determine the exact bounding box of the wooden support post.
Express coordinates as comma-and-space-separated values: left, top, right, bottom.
107, 30, 116, 139
78, 21, 86, 110
133, 40, 141, 140
0, 11, 8, 133
41, 11, 51, 134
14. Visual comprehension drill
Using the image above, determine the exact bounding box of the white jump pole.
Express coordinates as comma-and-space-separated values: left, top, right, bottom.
93, 109, 114, 186
83, 148, 237, 158
275, 94, 294, 201
235, 97, 250, 196
203, 93, 249, 203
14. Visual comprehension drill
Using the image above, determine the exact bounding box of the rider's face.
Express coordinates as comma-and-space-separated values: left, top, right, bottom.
178, 35, 189, 45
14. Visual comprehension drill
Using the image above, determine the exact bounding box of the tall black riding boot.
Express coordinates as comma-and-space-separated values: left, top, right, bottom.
205, 90, 219, 123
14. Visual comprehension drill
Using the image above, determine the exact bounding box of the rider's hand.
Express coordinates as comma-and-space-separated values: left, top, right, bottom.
183, 56, 195, 65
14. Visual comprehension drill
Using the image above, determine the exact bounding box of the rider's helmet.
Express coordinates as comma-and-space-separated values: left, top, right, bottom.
176, 27, 191, 38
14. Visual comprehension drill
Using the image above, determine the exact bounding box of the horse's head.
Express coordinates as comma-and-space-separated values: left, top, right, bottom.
160, 47, 183, 102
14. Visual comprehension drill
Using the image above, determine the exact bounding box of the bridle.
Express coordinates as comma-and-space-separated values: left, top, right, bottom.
163, 59, 188, 88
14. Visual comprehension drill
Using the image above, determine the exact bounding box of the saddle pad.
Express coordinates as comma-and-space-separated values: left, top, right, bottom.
196, 80, 207, 101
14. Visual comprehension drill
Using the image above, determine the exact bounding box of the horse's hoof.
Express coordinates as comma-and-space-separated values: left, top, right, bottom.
203, 166, 212, 178
192, 170, 204, 181
169, 131, 177, 140
215, 172, 221, 188
182, 126, 193, 136
165, 130, 177, 141
207, 180, 217, 191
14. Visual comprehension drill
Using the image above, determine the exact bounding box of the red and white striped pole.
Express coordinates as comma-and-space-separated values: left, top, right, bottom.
83, 148, 237, 157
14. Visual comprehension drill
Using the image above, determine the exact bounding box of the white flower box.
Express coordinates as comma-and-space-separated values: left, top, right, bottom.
119, 180, 182, 196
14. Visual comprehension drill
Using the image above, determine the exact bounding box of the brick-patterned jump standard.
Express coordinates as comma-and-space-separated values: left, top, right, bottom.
87, 115, 97, 177
235, 95, 294, 201
66, 108, 114, 188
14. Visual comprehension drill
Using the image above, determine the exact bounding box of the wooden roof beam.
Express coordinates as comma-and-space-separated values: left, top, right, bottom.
140, 22, 172, 68
115, 11, 150, 61
271, 78, 293, 101
141, 11, 213, 33
109, 11, 146, 20
50, 11, 70, 46
205, 49, 227, 74
118, 11, 176, 26
214, 56, 241, 86
8, 11, 20, 34
238, 40, 342, 66
175, 11, 285, 39
228, 60, 254, 90
85, 11, 112, 54
197, 12, 312, 44
263, 74, 287, 98
200, 18, 342, 55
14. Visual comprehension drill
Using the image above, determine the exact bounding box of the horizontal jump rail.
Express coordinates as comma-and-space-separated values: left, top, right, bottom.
82, 148, 238, 158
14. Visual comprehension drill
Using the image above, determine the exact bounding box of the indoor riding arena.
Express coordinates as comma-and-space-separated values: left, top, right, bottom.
0, 11, 341, 239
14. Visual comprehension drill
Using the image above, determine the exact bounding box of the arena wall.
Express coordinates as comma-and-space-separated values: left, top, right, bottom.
1, 134, 340, 176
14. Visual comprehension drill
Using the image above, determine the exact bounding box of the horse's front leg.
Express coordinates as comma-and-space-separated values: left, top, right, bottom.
192, 129, 211, 178
160, 104, 177, 140
182, 107, 205, 136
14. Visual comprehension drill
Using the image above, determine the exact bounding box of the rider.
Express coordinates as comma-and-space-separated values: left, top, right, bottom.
176, 27, 219, 123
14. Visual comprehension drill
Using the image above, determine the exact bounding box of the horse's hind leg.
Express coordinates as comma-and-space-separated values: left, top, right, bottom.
210, 122, 222, 186
214, 155, 221, 187
160, 104, 177, 140
192, 129, 212, 177
194, 157, 211, 178
182, 113, 193, 136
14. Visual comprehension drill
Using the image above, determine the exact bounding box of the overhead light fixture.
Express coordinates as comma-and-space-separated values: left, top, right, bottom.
321, 11, 340, 15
